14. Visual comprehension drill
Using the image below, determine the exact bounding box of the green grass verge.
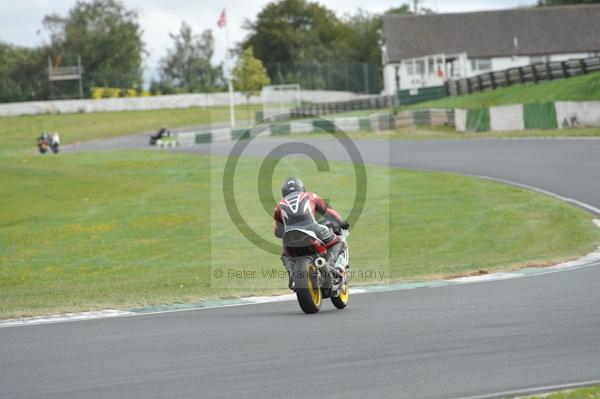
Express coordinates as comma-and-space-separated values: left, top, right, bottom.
0, 104, 260, 155
407, 71, 600, 110
1, 149, 598, 318
526, 384, 600, 399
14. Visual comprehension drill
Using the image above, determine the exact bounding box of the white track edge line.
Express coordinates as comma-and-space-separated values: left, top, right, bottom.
472, 175, 600, 216
460, 379, 600, 399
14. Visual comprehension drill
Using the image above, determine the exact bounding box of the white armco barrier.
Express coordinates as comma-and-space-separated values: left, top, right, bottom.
555, 101, 600, 128
290, 121, 313, 133
0, 90, 375, 117
490, 104, 525, 131
454, 109, 467, 132
333, 117, 360, 132
211, 128, 231, 142
177, 132, 196, 147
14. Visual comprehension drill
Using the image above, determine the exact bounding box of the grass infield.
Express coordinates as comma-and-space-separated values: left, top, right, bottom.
1, 147, 599, 318
526, 384, 600, 399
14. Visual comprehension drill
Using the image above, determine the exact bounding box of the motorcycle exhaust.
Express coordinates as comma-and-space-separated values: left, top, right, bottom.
315, 257, 327, 268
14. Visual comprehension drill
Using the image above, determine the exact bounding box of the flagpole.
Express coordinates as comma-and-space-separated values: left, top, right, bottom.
224, 8, 236, 128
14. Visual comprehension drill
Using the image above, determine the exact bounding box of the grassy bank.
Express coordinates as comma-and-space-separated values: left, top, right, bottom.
1, 149, 598, 318
525, 384, 600, 399
407, 71, 600, 110
0, 104, 260, 155
291, 125, 600, 141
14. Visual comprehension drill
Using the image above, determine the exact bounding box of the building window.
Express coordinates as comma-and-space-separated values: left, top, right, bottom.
415, 59, 424, 75
530, 55, 548, 64
406, 61, 414, 76
471, 58, 492, 71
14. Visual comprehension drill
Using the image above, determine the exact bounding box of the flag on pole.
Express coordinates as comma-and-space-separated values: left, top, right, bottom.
217, 9, 226, 28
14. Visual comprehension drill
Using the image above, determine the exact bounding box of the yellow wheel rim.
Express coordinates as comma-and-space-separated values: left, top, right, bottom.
337, 282, 349, 304
307, 264, 321, 306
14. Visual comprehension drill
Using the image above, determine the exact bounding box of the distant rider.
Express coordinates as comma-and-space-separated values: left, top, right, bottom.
273, 177, 349, 289
51, 132, 60, 147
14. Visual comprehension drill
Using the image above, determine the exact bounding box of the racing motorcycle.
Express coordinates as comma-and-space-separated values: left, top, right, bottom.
284, 222, 350, 314
37, 135, 49, 154
149, 127, 171, 146
50, 138, 60, 154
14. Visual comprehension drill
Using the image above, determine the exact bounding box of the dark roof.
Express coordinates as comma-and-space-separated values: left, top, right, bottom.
383, 5, 600, 62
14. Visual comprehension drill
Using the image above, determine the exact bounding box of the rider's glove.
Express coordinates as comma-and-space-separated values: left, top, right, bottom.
339, 220, 350, 230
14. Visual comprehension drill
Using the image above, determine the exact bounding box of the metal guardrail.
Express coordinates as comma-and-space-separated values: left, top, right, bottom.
290, 95, 395, 117
445, 56, 600, 97
48, 66, 84, 82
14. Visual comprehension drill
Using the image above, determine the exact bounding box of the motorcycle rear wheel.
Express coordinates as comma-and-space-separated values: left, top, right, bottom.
294, 258, 322, 314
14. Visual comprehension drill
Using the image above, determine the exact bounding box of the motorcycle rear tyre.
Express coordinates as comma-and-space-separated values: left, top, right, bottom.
294, 258, 322, 314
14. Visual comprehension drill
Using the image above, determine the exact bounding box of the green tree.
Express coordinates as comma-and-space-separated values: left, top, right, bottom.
240, 1, 413, 91
43, 0, 144, 92
341, 5, 412, 66
386, 4, 413, 14
334, 5, 412, 87
233, 47, 270, 100
159, 22, 224, 93
0, 42, 49, 103
241, 0, 351, 65
538, 0, 600, 4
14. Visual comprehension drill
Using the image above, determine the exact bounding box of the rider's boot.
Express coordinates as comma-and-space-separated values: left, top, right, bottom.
281, 255, 295, 290
325, 241, 345, 276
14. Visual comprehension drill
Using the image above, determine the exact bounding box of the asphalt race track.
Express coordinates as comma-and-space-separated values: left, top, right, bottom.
4, 136, 600, 398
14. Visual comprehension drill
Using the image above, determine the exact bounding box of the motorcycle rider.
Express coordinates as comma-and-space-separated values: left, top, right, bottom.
37, 132, 50, 152
273, 177, 349, 289
50, 132, 60, 152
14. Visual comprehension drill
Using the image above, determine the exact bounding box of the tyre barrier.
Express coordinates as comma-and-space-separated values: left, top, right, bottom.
156, 139, 179, 148
174, 110, 456, 145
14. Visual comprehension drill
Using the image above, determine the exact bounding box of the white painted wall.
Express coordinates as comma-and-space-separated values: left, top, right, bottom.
489, 52, 593, 71
384, 52, 596, 94
0, 90, 377, 117
489, 104, 525, 131
555, 101, 600, 128
383, 65, 397, 95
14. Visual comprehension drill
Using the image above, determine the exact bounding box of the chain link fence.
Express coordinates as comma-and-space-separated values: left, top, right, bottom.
265, 62, 383, 94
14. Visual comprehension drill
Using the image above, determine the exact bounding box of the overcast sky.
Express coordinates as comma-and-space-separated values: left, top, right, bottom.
0, 0, 536, 81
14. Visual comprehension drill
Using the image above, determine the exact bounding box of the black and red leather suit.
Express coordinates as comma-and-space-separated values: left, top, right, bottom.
273, 191, 344, 255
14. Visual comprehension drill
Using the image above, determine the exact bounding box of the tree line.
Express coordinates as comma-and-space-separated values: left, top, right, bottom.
0, 0, 597, 102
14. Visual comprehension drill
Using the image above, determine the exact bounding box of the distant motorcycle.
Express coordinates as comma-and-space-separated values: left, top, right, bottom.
50, 136, 60, 153
285, 222, 350, 314
149, 127, 171, 145
37, 134, 50, 154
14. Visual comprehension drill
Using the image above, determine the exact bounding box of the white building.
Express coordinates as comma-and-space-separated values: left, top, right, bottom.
381, 5, 600, 95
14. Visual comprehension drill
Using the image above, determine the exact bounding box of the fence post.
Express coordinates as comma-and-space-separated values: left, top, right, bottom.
580, 58, 587, 74
363, 63, 370, 94
561, 61, 568, 78
477, 75, 483, 92
518, 67, 524, 83
546, 62, 553, 80
490, 72, 497, 89
505, 69, 511, 86
531, 65, 538, 83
